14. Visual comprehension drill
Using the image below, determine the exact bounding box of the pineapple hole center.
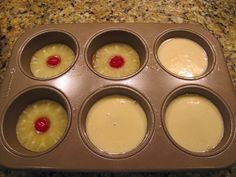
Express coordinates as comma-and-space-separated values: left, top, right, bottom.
34, 117, 50, 133
47, 55, 61, 68
109, 55, 125, 68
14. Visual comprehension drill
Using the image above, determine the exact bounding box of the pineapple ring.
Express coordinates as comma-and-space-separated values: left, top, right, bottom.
92, 43, 140, 78
16, 100, 68, 152
30, 43, 75, 79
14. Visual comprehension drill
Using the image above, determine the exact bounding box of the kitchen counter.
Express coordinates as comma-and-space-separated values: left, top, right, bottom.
0, 0, 235, 176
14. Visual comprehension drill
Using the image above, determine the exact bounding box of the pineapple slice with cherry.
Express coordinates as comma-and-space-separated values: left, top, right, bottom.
93, 43, 140, 78
16, 100, 68, 152
30, 43, 75, 79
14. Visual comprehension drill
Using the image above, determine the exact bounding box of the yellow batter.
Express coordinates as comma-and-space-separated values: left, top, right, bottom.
157, 38, 208, 78
86, 95, 147, 154
165, 94, 224, 152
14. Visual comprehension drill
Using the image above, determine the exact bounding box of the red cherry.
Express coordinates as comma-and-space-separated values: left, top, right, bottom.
109, 56, 125, 68
47, 55, 61, 67
34, 117, 50, 133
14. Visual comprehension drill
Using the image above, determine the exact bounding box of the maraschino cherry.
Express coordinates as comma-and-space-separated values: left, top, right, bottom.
109, 56, 125, 68
47, 55, 61, 67
34, 117, 50, 133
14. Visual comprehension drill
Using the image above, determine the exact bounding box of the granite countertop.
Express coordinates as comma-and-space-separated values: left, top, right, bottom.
0, 0, 236, 177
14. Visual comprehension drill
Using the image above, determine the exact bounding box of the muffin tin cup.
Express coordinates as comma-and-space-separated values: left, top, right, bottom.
19, 30, 79, 80
1, 86, 72, 157
85, 28, 148, 80
154, 28, 215, 80
0, 23, 235, 171
78, 85, 155, 159
161, 85, 234, 157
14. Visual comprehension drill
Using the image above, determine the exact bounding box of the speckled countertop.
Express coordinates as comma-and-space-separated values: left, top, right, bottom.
0, 0, 236, 177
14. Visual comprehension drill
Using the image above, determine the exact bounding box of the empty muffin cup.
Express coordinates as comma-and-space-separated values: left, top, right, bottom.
162, 85, 233, 156
79, 85, 154, 158
1, 86, 71, 156
19, 30, 79, 80
155, 29, 215, 79
85, 29, 148, 79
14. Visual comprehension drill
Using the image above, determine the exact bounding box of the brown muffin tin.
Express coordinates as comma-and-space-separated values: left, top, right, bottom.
0, 24, 235, 171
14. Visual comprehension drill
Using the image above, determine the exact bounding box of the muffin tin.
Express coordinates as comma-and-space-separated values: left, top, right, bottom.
0, 23, 236, 171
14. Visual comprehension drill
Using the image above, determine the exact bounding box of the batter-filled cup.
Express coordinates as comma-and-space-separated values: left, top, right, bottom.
85, 95, 147, 154
157, 38, 208, 78
164, 94, 224, 153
